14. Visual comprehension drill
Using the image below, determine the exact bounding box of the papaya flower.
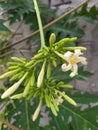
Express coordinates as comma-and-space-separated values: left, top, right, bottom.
55, 90, 77, 106
32, 99, 42, 121
1, 72, 28, 99
61, 49, 87, 77
55, 95, 64, 105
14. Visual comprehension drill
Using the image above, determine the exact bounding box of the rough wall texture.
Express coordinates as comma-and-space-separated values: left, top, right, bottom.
75, 21, 98, 94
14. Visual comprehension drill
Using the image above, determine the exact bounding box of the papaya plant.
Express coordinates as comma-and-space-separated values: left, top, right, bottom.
0, 0, 97, 130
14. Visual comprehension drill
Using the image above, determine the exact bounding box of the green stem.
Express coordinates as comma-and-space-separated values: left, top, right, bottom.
33, 0, 45, 48
25, 99, 30, 130
0, 0, 89, 53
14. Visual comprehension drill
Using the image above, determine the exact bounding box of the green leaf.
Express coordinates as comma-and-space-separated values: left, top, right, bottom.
3, 99, 41, 130
0, 19, 10, 31
78, 66, 93, 77
49, 91, 98, 130
89, 5, 98, 20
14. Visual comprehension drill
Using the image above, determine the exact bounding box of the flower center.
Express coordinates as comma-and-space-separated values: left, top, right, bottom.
70, 58, 77, 65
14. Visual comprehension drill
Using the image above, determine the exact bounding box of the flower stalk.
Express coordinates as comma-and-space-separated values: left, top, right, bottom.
33, 0, 45, 48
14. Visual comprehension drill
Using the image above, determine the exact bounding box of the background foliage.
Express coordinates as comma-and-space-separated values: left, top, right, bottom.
0, 0, 98, 130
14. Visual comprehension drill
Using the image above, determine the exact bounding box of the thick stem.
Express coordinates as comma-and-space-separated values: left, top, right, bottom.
33, 0, 45, 48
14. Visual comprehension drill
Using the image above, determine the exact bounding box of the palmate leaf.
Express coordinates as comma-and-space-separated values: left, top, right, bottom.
49, 91, 98, 130
2, 90, 98, 130
2, 98, 41, 130
0, 0, 34, 24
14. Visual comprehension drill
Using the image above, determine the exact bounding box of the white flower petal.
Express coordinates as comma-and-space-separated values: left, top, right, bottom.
77, 57, 87, 64
61, 49, 87, 77
65, 64, 72, 71
73, 64, 78, 75
61, 64, 67, 72
64, 51, 73, 61
61, 63, 72, 72
56, 95, 64, 105
70, 64, 78, 77
70, 72, 75, 77
74, 49, 83, 57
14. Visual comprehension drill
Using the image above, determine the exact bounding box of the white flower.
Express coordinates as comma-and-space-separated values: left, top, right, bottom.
55, 95, 64, 105
61, 49, 87, 77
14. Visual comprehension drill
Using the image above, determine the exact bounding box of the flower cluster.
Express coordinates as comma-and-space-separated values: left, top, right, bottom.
0, 33, 87, 121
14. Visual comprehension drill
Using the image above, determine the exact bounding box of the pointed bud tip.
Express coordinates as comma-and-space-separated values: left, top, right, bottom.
1, 95, 4, 99
1, 93, 7, 99
73, 102, 77, 106
49, 33, 56, 46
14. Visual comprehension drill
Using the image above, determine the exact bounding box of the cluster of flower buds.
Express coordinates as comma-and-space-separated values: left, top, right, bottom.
0, 33, 87, 121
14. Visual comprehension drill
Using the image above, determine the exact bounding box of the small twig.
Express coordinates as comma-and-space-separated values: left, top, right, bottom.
0, 0, 89, 52
5, 21, 23, 46
0, 117, 19, 130
0, 102, 7, 111
0, 50, 14, 58
52, 1, 72, 7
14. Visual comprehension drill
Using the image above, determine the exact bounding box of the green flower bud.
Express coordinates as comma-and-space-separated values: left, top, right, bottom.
23, 71, 35, 97
25, 52, 44, 67
55, 90, 77, 106
1, 72, 28, 99
63, 94, 77, 106
61, 37, 77, 44
49, 33, 56, 47
23, 82, 30, 97
10, 71, 24, 81
52, 60, 57, 67
60, 84, 73, 89
33, 52, 44, 60
37, 61, 46, 87
32, 99, 42, 121
45, 94, 51, 107
25, 60, 35, 67
10, 93, 23, 99
8, 62, 20, 66
65, 46, 87, 51
8, 66, 19, 71
30, 71, 35, 86
47, 62, 51, 79
54, 37, 77, 47
50, 102, 57, 116
52, 97, 59, 112
11, 57, 26, 63
68, 37, 77, 42
0, 69, 20, 80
